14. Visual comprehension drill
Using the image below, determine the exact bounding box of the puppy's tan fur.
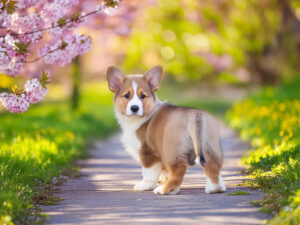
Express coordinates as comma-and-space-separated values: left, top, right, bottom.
107, 66, 226, 195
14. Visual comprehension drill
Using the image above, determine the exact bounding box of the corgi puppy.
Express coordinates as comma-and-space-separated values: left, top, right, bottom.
106, 65, 226, 195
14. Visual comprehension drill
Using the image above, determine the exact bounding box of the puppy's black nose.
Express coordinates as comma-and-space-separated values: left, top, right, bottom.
131, 105, 139, 113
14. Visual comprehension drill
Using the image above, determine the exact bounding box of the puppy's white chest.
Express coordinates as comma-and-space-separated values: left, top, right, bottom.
121, 128, 141, 162
115, 110, 150, 163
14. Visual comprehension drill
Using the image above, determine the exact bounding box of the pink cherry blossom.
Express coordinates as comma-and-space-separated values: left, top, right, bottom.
4, 12, 43, 44
0, 78, 48, 113
0, 35, 27, 76
25, 79, 48, 104
0, 0, 126, 113
0, 93, 30, 113
40, 34, 92, 66
17, 0, 43, 9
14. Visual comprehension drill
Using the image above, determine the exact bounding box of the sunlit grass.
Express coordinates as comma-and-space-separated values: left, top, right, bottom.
228, 191, 250, 196
226, 78, 300, 224
0, 81, 117, 224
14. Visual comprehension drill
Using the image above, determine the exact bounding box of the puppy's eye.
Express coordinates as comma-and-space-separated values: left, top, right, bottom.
140, 94, 146, 99
124, 93, 130, 99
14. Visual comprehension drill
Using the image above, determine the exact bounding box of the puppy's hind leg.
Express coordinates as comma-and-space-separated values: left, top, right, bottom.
204, 159, 226, 193
190, 113, 226, 193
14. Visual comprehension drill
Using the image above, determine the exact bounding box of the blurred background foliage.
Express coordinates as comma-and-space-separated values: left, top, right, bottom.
123, 0, 300, 84
2, 0, 300, 110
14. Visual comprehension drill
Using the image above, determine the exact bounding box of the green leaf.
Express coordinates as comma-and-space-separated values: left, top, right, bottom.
60, 41, 68, 50
11, 84, 25, 96
6, 0, 17, 14
57, 18, 66, 27
15, 41, 30, 55
70, 12, 80, 22
1, 0, 18, 14
40, 70, 50, 89
104, 0, 121, 7
11, 84, 18, 93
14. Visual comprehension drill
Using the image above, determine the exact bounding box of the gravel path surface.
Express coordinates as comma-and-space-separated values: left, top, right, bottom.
42, 123, 266, 225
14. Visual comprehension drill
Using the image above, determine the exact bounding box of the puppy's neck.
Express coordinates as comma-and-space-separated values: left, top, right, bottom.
115, 97, 165, 132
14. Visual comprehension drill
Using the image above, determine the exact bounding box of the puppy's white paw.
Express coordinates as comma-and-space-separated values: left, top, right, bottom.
168, 187, 180, 195
134, 181, 156, 191
205, 176, 226, 194
153, 185, 180, 195
219, 176, 226, 192
153, 184, 164, 195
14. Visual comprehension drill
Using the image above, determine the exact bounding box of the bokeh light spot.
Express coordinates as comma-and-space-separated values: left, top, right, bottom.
160, 46, 175, 60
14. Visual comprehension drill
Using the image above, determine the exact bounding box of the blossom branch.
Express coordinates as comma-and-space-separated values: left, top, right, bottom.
23, 37, 79, 63
0, 7, 108, 38
26, 46, 62, 63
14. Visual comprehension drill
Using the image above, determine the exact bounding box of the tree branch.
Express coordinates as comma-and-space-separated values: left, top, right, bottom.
19, 37, 79, 64
0, 9, 101, 38
26, 46, 62, 63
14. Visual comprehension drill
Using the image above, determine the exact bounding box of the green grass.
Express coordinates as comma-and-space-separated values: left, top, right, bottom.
157, 81, 232, 117
0, 81, 117, 225
226, 77, 300, 224
228, 191, 250, 196
251, 200, 263, 207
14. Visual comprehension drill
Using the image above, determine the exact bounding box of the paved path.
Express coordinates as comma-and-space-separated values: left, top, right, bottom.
42, 124, 266, 225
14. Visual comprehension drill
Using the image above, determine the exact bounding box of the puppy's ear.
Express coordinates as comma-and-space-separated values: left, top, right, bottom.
143, 65, 163, 92
106, 66, 125, 93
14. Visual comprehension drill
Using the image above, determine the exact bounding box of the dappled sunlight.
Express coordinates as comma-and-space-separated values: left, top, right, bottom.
42, 127, 266, 224
1, 0, 300, 224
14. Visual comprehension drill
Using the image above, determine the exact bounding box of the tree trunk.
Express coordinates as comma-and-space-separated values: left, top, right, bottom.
71, 56, 80, 111
248, 0, 300, 84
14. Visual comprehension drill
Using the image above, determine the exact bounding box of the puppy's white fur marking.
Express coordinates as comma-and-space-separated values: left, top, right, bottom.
205, 175, 226, 193
195, 156, 200, 165
134, 163, 162, 191
117, 113, 145, 162
116, 95, 165, 162
118, 81, 145, 162
153, 185, 180, 195
126, 81, 143, 116
218, 175, 226, 192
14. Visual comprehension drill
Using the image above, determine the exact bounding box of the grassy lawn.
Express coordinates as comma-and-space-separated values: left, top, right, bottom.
226, 78, 300, 224
0, 82, 117, 224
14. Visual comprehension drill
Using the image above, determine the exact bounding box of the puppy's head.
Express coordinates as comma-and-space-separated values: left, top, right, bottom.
106, 65, 163, 118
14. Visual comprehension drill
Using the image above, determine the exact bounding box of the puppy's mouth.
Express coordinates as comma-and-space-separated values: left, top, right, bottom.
125, 111, 144, 117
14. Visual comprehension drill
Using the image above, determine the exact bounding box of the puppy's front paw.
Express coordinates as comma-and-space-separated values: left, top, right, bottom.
134, 181, 156, 191
153, 185, 180, 195
153, 184, 165, 195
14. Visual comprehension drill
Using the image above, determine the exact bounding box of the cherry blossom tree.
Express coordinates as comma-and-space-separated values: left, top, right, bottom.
0, 0, 121, 113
